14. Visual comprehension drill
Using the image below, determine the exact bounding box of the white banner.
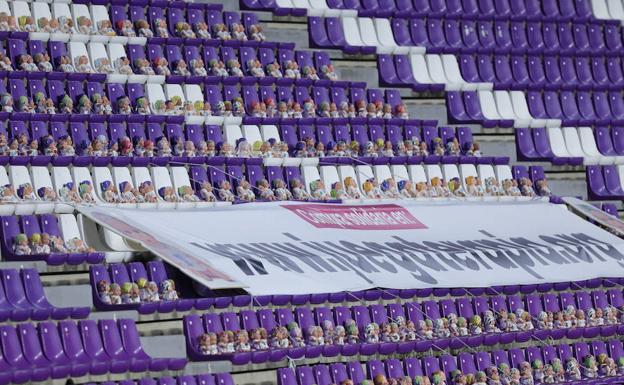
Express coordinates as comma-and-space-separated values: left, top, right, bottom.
77, 201, 624, 295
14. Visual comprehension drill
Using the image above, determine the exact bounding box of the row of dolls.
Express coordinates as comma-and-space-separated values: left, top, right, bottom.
0, 11, 266, 44
290, 138, 479, 159
305, 176, 550, 202
96, 278, 179, 305
114, 18, 266, 43
365, 354, 624, 385
12, 232, 94, 256
207, 58, 336, 81
250, 99, 410, 120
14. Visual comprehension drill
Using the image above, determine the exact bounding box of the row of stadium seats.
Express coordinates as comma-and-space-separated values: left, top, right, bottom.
259, 0, 595, 21
183, 286, 624, 363
0, 318, 186, 385
0, 267, 89, 321
277, 339, 624, 385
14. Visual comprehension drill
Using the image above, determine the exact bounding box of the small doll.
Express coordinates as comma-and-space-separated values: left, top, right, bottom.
213, 23, 231, 40
18, 16, 36, 32
160, 279, 179, 301
115, 56, 133, 75
19, 55, 37, 72
257, 179, 276, 200
158, 186, 179, 202
247, 59, 265, 77
174, 59, 190, 77
266, 62, 282, 78
190, 58, 207, 76
362, 178, 384, 199
381, 178, 400, 199
235, 138, 252, 157
249, 24, 265, 41
178, 186, 199, 202
290, 179, 310, 200
97, 20, 115, 36
34, 53, 53, 72
535, 179, 552, 196
218, 180, 236, 202
94, 57, 114, 74
35, 236, 51, 253
209, 60, 228, 76
79, 181, 95, 203
395, 104, 409, 119
284, 60, 300, 79
198, 333, 218, 355
116, 96, 131, 115
583, 355, 598, 379
135, 97, 151, 115
115, 19, 136, 37
154, 18, 169, 38
37, 187, 57, 202
18, 183, 36, 201
100, 180, 121, 204
231, 23, 247, 41
235, 330, 251, 352
320, 64, 338, 81
565, 358, 581, 380
0, 13, 9, 31
0, 54, 13, 71
97, 280, 111, 304
74, 55, 93, 73
175, 21, 195, 38
13, 233, 31, 255
301, 66, 320, 81
136, 58, 155, 75
518, 362, 533, 385
39, 17, 57, 33
58, 55, 75, 73
273, 179, 292, 201
7, 16, 19, 32
382, 104, 393, 119
77, 16, 93, 35
194, 22, 210, 39
235, 179, 254, 202
109, 283, 122, 304
135, 20, 152, 37
310, 179, 330, 200
520, 178, 536, 197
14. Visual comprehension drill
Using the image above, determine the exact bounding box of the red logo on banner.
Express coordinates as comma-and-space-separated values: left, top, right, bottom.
283, 204, 428, 230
